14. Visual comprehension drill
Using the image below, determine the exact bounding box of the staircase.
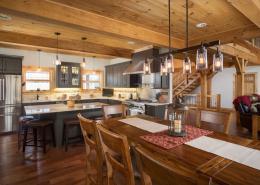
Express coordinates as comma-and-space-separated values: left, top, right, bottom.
173, 71, 200, 96
173, 64, 216, 97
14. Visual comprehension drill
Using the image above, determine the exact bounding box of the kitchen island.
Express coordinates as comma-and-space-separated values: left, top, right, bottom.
24, 102, 107, 147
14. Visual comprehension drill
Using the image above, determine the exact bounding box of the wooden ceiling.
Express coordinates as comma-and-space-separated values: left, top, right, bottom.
0, 0, 259, 60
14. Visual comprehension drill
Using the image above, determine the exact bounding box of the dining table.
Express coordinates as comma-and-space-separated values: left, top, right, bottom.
104, 115, 260, 185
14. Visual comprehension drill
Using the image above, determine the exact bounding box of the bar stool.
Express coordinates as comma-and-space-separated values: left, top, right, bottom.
22, 119, 56, 153
18, 116, 35, 150
63, 118, 82, 152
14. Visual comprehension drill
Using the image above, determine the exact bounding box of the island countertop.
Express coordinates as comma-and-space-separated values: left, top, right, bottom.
24, 102, 107, 115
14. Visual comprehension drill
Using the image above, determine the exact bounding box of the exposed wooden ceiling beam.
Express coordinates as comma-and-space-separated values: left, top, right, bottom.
0, 31, 132, 58
233, 38, 260, 59
0, 0, 184, 48
189, 25, 260, 46
227, 0, 260, 28
219, 44, 259, 65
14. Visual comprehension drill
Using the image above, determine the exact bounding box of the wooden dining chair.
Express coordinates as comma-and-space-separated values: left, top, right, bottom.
133, 144, 196, 185
96, 124, 135, 185
102, 104, 127, 120
195, 108, 233, 134
77, 114, 105, 185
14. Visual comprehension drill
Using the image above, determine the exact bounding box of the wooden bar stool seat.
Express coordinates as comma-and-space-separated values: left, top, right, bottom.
22, 119, 56, 153
63, 117, 82, 152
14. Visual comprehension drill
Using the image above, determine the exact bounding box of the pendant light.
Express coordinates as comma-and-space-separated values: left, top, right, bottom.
196, 43, 208, 70
183, 0, 191, 75
92, 56, 96, 74
81, 37, 87, 68
167, 54, 174, 73
143, 58, 151, 75
213, 47, 223, 72
166, 0, 174, 73
37, 49, 41, 71
183, 54, 191, 74
160, 58, 168, 76
54, 32, 61, 65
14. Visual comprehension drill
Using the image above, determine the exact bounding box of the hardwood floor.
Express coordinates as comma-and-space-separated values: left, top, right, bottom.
0, 117, 255, 185
0, 135, 86, 185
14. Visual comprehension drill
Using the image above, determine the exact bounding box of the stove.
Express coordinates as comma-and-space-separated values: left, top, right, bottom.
124, 99, 154, 116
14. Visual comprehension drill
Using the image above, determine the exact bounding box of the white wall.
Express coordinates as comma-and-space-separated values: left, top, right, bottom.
0, 48, 111, 69
192, 66, 260, 108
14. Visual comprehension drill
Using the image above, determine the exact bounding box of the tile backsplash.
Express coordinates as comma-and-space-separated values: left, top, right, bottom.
22, 88, 138, 102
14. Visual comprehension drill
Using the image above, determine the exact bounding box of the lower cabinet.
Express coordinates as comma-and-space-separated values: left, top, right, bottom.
145, 104, 166, 119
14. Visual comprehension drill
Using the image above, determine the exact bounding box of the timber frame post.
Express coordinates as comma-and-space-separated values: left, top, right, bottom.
200, 71, 208, 108
233, 56, 247, 97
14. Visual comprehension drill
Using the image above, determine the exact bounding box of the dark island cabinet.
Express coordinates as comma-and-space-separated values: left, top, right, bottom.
56, 62, 81, 88
145, 104, 167, 120
105, 62, 130, 88
153, 73, 169, 89
0, 55, 22, 75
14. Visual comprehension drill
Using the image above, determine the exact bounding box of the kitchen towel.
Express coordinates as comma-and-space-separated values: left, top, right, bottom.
119, 117, 168, 133
186, 136, 260, 171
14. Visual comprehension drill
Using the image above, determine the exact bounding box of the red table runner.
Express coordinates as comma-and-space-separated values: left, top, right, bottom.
140, 125, 213, 149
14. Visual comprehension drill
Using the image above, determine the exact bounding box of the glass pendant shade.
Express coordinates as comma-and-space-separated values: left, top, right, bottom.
196, 45, 208, 70
160, 58, 168, 76
143, 59, 151, 75
213, 49, 223, 72
55, 55, 61, 65
183, 56, 191, 74
167, 54, 174, 73
81, 57, 86, 68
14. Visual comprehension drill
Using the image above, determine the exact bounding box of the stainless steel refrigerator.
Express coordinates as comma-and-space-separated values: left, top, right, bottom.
0, 75, 21, 134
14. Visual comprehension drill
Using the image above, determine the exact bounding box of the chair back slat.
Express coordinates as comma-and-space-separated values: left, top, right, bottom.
195, 108, 233, 134
133, 145, 196, 185
97, 124, 135, 185
78, 114, 104, 185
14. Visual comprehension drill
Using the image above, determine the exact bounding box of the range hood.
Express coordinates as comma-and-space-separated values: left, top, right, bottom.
123, 48, 160, 75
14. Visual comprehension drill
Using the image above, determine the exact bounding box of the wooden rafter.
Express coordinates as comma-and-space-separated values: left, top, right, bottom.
233, 38, 260, 60
227, 0, 260, 28
0, 31, 132, 58
189, 25, 260, 46
219, 44, 259, 65
0, 0, 184, 48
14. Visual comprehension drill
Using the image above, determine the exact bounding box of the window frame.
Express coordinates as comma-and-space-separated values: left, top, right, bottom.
22, 66, 55, 93
81, 69, 103, 92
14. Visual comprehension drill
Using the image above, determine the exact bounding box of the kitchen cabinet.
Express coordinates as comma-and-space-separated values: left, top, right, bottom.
153, 73, 169, 89
145, 104, 167, 119
56, 62, 81, 88
0, 55, 22, 75
105, 62, 130, 88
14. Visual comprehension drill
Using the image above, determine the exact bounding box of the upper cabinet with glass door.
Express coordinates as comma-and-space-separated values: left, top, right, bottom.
56, 62, 81, 88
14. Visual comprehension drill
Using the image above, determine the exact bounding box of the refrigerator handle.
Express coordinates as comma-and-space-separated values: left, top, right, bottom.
0, 79, 2, 100
3, 78, 5, 101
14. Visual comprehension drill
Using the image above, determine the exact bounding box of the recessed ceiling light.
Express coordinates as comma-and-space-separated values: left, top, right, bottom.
196, 22, 207, 28
0, 13, 12, 21
127, 41, 135, 45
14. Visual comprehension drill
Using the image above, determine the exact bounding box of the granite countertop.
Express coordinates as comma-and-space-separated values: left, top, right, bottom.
24, 102, 107, 115
22, 96, 125, 104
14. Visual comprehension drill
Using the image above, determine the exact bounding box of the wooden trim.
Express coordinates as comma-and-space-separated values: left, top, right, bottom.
81, 69, 103, 92
22, 66, 55, 93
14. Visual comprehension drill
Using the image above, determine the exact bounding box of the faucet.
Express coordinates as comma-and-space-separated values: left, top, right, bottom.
36, 88, 40, 100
